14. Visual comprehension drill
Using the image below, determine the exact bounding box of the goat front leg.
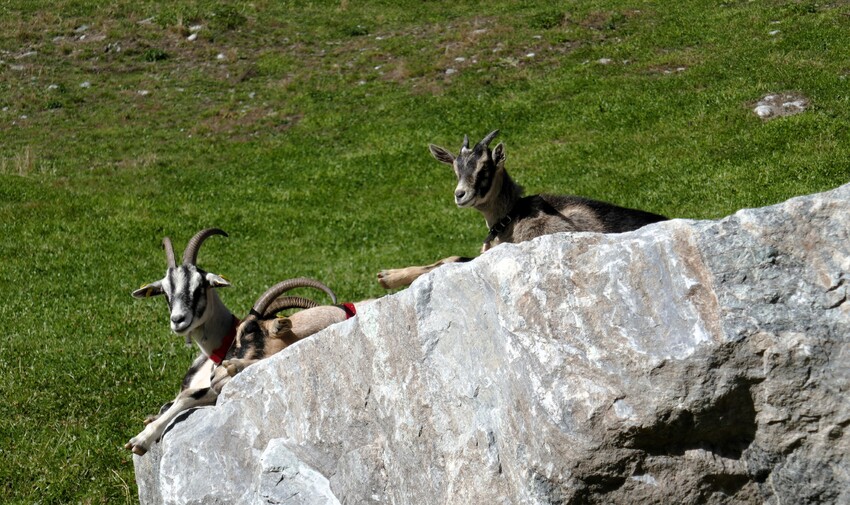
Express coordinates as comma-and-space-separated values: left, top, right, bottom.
220, 358, 260, 377
140, 352, 210, 425
378, 256, 472, 289
125, 386, 218, 455
124, 355, 221, 456
143, 401, 174, 425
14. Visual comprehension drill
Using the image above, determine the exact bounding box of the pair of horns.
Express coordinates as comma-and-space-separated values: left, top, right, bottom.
461, 129, 499, 151
162, 228, 228, 268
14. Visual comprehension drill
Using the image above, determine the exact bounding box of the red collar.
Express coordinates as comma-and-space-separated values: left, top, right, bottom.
340, 302, 356, 319
209, 316, 240, 365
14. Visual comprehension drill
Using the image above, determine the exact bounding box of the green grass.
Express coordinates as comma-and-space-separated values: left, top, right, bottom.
1, 0, 848, 502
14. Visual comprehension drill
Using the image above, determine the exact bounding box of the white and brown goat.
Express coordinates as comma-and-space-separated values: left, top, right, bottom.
377, 130, 668, 289
126, 228, 347, 455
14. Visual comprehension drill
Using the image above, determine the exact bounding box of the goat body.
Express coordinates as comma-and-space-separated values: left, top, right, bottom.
377, 130, 667, 289
494, 193, 668, 243
221, 302, 367, 376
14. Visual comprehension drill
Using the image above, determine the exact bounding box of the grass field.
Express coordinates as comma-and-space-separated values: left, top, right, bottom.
1, 0, 848, 503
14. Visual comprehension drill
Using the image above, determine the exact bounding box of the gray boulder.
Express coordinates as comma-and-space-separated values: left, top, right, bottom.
135, 184, 850, 504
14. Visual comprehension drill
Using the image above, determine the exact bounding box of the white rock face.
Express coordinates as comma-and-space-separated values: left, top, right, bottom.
258, 440, 340, 505
135, 184, 850, 504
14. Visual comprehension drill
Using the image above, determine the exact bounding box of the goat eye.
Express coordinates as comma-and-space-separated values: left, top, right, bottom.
242, 322, 258, 337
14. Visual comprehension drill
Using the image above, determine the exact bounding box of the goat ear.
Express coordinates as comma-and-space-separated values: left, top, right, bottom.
132, 281, 165, 299
493, 143, 506, 169
206, 272, 231, 289
267, 317, 293, 338
429, 144, 455, 165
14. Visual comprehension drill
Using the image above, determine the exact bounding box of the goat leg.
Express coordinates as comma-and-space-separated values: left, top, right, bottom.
125, 386, 219, 455
378, 256, 472, 289
220, 358, 261, 377
126, 360, 221, 455
142, 400, 174, 425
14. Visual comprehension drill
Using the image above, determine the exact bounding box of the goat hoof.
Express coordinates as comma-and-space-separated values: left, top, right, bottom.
377, 271, 393, 289
125, 440, 148, 455
221, 360, 238, 377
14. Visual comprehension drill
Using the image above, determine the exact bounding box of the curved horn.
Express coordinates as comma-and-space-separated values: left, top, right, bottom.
251, 277, 337, 317
262, 296, 323, 318
478, 129, 500, 148
182, 228, 228, 265
162, 237, 177, 269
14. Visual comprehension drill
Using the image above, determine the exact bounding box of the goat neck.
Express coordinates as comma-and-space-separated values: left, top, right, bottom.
474, 167, 524, 231
189, 288, 236, 358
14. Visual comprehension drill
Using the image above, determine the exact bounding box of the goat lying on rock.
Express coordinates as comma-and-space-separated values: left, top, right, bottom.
377, 130, 668, 289
126, 228, 343, 455
222, 284, 367, 377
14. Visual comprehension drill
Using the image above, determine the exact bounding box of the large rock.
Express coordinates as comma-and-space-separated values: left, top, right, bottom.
134, 185, 850, 504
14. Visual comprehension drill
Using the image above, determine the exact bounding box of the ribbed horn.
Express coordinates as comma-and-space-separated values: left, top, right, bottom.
182, 228, 228, 266
162, 237, 177, 269
251, 278, 337, 317
262, 296, 322, 318
478, 129, 500, 148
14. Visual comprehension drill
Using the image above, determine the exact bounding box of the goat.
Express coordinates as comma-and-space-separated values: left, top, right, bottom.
126, 228, 339, 455
377, 130, 668, 289
220, 286, 368, 377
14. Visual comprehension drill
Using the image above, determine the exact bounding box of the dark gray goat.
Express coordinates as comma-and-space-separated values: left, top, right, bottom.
378, 130, 667, 289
